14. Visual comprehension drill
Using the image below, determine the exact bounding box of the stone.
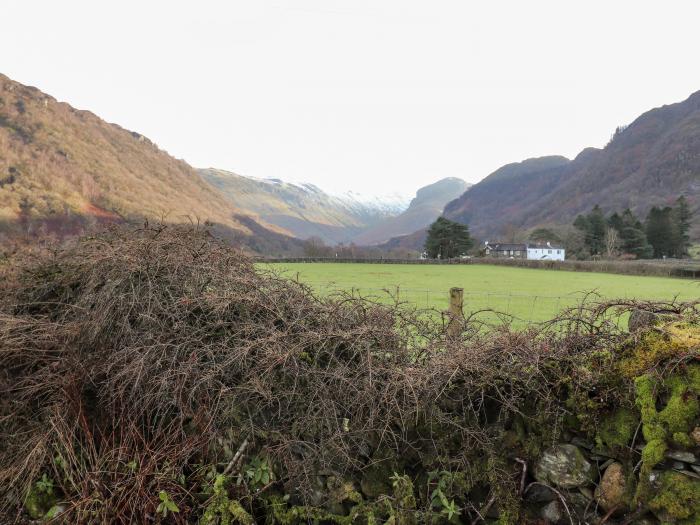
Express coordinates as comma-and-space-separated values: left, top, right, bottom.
541, 500, 564, 524
665, 450, 697, 464
535, 444, 593, 489
673, 461, 687, 470
628, 309, 660, 332
692, 465, 700, 474
525, 483, 556, 503
692, 427, 700, 446
594, 462, 628, 512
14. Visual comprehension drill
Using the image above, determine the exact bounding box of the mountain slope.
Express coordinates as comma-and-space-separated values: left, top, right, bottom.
199, 168, 407, 244
444, 91, 700, 239
352, 177, 471, 245
0, 73, 296, 252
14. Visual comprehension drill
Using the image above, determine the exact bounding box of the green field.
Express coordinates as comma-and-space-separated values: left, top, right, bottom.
267, 263, 699, 325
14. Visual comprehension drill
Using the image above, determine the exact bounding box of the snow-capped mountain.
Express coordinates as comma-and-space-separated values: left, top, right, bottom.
198, 168, 466, 246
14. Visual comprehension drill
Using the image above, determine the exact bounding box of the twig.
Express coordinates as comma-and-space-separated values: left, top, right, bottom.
514, 457, 527, 496
223, 438, 249, 476
470, 494, 496, 525
597, 504, 620, 525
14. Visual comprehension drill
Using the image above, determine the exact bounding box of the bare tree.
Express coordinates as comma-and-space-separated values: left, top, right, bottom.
604, 227, 619, 259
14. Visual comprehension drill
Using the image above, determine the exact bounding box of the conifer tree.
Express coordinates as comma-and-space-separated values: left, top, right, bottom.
424, 217, 473, 259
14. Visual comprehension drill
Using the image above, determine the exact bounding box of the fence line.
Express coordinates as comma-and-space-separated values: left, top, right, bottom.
296, 283, 619, 326
261, 256, 700, 279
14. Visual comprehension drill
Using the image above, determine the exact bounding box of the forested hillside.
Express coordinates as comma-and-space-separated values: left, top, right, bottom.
444, 91, 700, 240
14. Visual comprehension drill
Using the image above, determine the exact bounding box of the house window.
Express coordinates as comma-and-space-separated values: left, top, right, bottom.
548, 249, 552, 254
557, 250, 561, 254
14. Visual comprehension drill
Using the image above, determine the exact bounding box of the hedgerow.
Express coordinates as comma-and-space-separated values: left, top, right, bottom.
1, 225, 698, 524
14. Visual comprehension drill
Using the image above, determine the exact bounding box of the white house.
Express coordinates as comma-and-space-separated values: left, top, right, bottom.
483, 241, 566, 261
526, 242, 565, 261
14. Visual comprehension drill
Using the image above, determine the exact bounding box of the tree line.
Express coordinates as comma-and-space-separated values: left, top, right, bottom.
573, 196, 691, 259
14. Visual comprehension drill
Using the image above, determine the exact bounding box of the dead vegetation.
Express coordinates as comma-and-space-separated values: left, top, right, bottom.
1, 225, 698, 524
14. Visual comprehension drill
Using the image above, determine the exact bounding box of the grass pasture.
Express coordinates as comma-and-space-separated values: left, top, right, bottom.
267, 262, 699, 325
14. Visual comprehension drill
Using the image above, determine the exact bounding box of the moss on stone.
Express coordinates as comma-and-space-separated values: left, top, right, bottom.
672, 431, 695, 448
636, 366, 700, 440
641, 439, 667, 476
596, 408, 638, 449
635, 364, 700, 487
659, 372, 700, 435
620, 325, 699, 379
648, 471, 700, 524
635, 374, 665, 443
24, 487, 56, 520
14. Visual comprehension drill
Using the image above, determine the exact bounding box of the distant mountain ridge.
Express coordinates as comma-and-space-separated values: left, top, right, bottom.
199, 168, 409, 245
200, 168, 469, 246
352, 177, 471, 245
443, 91, 700, 240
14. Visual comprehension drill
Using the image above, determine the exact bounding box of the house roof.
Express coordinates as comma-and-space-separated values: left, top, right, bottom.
485, 242, 565, 251
527, 243, 565, 250
486, 243, 527, 251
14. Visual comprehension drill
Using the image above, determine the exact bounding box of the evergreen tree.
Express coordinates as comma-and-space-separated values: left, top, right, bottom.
424, 217, 473, 259
573, 205, 607, 256
607, 212, 623, 232
587, 205, 607, 255
671, 195, 691, 257
617, 208, 652, 259
645, 206, 674, 258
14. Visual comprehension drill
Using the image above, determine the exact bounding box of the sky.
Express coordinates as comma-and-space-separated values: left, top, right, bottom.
2, 1, 700, 197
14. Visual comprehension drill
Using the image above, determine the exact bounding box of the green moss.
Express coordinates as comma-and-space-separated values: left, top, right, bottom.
24, 474, 59, 520
635, 374, 666, 443
660, 373, 700, 434
390, 473, 416, 511
24, 489, 55, 520
635, 365, 700, 484
596, 408, 638, 449
264, 495, 356, 525
200, 474, 254, 525
640, 439, 667, 475
621, 332, 676, 378
636, 366, 700, 440
648, 471, 700, 523
673, 432, 695, 448
325, 476, 363, 515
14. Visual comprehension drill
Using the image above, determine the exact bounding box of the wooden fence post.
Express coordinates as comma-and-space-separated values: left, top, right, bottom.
447, 287, 464, 338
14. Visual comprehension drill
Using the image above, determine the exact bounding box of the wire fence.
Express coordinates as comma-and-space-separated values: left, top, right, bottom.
301, 282, 605, 326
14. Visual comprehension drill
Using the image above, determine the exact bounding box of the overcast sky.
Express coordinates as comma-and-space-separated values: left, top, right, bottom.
3, 1, 700, 197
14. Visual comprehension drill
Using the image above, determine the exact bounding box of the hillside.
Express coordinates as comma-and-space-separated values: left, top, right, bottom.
200, 168, 407, 244
351, 177, 470, 245
0, 73, 298, 253
444, 91, 700, 239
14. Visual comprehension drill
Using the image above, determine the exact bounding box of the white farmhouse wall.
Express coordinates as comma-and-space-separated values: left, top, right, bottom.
526, 247, 565, 261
